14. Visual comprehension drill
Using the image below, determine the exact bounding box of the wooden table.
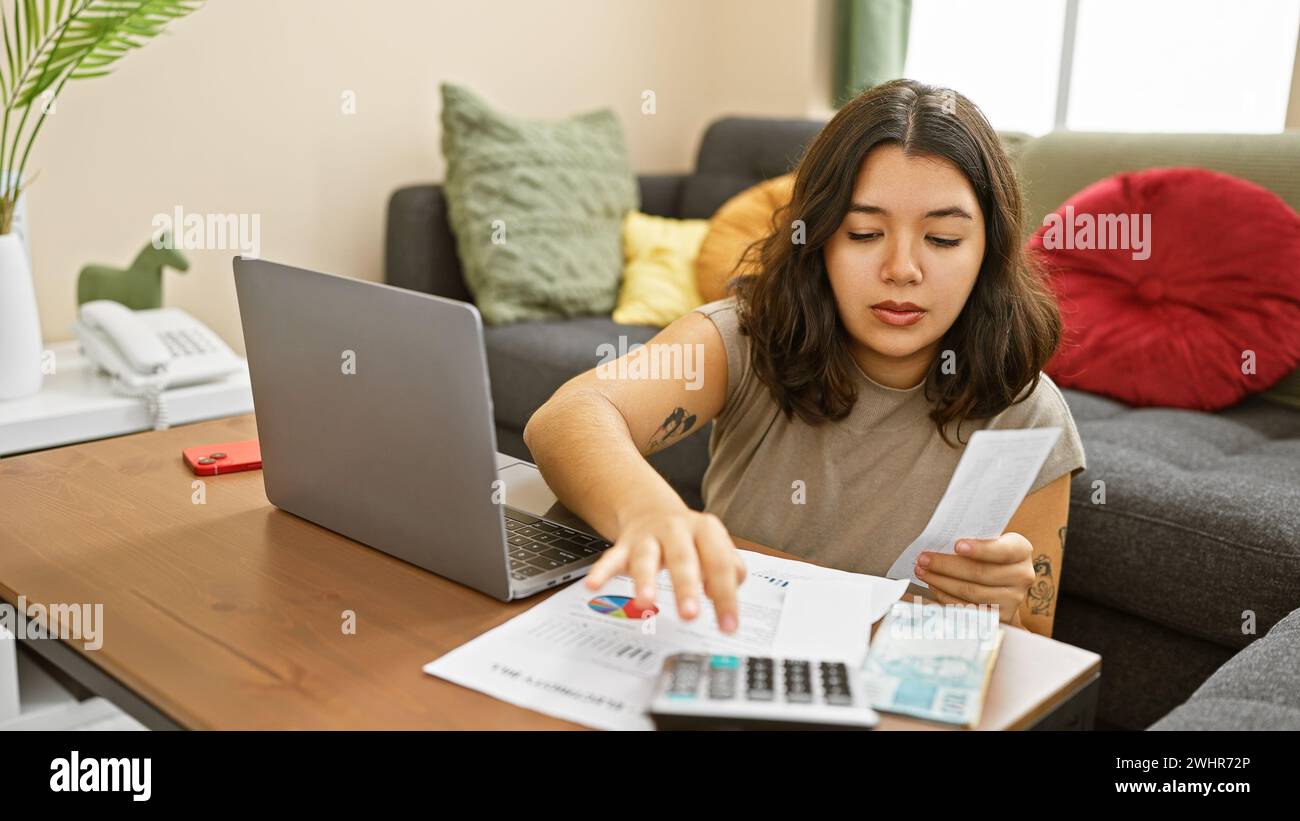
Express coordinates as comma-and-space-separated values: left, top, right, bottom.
0, 415, 1099, 730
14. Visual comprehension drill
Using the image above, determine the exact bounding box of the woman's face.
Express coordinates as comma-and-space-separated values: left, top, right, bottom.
823, 143, 985, 386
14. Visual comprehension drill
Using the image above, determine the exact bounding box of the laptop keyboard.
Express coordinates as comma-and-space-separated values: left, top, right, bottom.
505, 509, 612, 581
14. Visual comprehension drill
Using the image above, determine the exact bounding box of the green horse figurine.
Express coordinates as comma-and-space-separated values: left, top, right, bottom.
76, 237, 190, 310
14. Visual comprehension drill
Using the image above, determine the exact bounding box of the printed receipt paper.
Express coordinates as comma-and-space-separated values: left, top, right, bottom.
423, 550, 907, 731
886, 427, 1062, 586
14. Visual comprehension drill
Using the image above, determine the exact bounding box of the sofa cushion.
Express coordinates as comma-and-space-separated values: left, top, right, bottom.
1017, 130, 1300, 427
695, 174, 795, 303
1060, 388, 1300, 649
440, 83, 638, 324
1033, 168, 1300, 411
612, 211, 709, 327
1149, 606, 1300, 730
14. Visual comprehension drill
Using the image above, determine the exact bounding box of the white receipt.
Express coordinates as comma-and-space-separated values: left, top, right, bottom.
886, 427, 1061, 586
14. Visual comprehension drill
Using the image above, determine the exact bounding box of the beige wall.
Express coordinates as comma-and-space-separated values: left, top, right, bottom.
28, 0, 826, 353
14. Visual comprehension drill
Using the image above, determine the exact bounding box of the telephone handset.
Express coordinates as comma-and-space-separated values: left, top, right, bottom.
73, 300, 243, 428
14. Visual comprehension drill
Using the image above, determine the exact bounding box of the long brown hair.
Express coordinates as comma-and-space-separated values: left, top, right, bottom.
731, 79, 1061, 445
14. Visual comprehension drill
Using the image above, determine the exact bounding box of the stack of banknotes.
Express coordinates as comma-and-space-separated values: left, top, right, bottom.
861, 600, 1003, 727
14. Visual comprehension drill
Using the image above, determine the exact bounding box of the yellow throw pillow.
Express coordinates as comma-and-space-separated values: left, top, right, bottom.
612, 211, 710, 327
695, 173, 795, 302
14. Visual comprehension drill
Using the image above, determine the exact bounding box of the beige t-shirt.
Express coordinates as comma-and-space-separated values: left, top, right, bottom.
695, 298, 1087, 577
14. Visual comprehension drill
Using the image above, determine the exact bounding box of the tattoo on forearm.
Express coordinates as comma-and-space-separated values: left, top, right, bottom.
1028, 552, 1055, 616
1027, 526, 1065, 617
648, 406, 697, 451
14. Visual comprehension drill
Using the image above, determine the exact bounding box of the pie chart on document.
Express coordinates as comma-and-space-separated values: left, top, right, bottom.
587, 595, 658, 619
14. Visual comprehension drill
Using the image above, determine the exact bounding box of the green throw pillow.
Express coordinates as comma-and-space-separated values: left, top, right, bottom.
440, 83, 638, 324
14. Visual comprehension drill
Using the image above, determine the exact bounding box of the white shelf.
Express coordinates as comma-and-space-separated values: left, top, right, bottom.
0, 339, 254, 457
14, 643, 77, 714
0, 643, 147, 731
0, 694, 146, 731
0, 625, 17, 722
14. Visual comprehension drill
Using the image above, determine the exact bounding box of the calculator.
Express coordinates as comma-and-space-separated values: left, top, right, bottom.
647, 652, 880, 730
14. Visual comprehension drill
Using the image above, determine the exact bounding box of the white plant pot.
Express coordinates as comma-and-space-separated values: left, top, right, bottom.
0, 232, 43, 399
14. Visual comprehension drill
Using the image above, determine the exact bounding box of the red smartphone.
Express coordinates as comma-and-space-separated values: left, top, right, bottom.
182, 439, 262, 476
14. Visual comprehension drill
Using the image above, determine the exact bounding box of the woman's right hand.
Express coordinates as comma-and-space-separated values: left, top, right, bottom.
584, 507, 748, 633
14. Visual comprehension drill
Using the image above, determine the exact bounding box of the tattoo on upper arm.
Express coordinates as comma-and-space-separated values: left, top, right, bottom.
647, 406, 697, 451
1027, 526, 1065, 617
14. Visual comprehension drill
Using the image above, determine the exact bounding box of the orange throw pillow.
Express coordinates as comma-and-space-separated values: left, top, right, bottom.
695, 174, 794, 302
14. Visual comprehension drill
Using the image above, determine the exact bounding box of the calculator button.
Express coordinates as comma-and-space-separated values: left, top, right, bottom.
819, 661, 853, 706
745, 657, 775, 701
668, 655, 704, 699
707, 656, 739, 700
708, 672, 736, 699
783, 660, 813, 703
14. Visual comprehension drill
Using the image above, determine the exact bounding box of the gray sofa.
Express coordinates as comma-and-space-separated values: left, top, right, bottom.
386, 117, 1300, 730
1150, 606, 1300, 730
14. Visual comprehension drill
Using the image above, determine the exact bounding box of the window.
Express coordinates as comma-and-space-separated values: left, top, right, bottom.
904, 0, 1068, 135
903, 0, 1300, 134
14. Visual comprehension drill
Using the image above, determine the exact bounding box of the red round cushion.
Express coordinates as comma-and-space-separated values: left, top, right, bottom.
1029, 167, 1300, 410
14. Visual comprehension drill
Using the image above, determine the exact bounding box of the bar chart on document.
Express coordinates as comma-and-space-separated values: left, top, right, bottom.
525, 599, 664, 676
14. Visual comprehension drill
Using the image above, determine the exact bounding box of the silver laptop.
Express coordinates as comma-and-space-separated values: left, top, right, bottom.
232, 257, 610, 601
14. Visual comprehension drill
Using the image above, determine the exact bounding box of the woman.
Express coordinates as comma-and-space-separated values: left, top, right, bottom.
523, 80, 1085, 638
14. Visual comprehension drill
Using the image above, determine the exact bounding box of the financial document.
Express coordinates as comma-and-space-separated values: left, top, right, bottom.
423, 549, 908, 730
886, 427, 1061, 586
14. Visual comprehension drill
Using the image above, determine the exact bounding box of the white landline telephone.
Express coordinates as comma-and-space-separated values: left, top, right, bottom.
72, 300, 243, 430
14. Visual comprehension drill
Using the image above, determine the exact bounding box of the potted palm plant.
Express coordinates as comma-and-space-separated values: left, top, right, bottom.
0, 0, 202, 399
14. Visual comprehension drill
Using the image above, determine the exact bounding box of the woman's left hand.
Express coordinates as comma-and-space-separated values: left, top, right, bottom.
913, 533, 1035, 626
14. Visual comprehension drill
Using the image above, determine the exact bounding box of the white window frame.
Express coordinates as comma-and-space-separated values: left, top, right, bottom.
1053, 0, 1080, 130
